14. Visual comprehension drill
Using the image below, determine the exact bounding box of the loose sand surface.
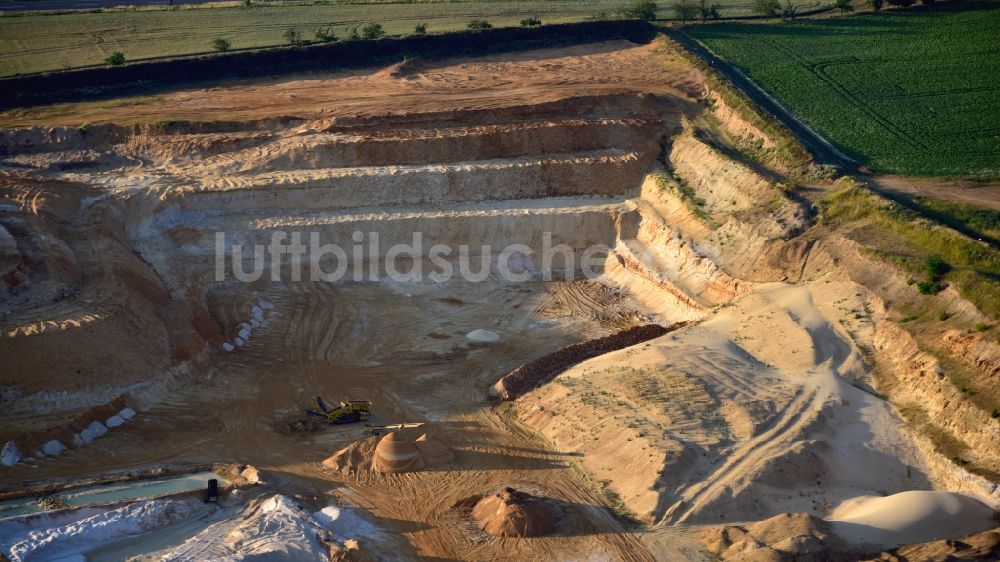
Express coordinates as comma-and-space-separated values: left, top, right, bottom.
1, 37, 997, 561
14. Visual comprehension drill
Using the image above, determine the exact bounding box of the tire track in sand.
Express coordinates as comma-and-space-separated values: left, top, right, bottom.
664, 380, 826, 524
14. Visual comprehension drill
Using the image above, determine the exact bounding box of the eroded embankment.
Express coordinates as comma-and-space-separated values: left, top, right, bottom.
493, 323, 679, 400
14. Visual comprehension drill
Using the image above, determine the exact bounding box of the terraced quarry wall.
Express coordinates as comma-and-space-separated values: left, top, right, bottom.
0, 90, 692, 466
1, 38, 998, 561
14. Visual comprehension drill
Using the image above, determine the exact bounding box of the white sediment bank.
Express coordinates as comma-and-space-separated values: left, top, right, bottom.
220, 296, 274, 352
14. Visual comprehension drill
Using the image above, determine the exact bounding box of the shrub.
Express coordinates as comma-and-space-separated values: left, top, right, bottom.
779, 0, 798, 19
991, 408, 999, 419
315, 26, 337, 42
869, 0, 884, 12
282, 28, 302, 46
835, 0, 854, 12
925, 255, 951, 278
752, 0, 781, 17
467, 20, 493, 30
212, 38, 231, 52
917, 280, 943, 295
975, 322, 990, 332
939, 310, 952, 321
104, 51, 125, 66
520, 17, 542, 26
413, 23, 427, 34
887, 0, 915, 5
672, 0, 699, 20
153, 119, 181, 132
623, 0, 658, 20
361, 22, 384, 40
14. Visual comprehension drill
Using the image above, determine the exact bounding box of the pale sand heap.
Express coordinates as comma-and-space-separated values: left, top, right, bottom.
828, 491, 998, 548
465, 329, 500, 343
371, 432, 425, 474
414, 434, 455, 466
323, 436, 379, 474
325, 432, 456, 474
471, 488, 559, 537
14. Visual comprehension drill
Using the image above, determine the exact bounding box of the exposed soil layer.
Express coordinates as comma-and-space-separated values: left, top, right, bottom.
1, 37, 997, 562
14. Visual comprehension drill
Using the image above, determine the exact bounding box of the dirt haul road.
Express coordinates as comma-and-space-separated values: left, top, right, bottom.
1, 37, 998, 562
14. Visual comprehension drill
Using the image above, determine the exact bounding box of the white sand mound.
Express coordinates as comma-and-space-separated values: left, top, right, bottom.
466, 329, 500, 342
165, 495, 384, 562
2, 440, 22, 466
164, 495, 329, 562
2, 498, 203, 562
41, 439, 65, 456
74, 420, 107, 445
828, 491, 997, 548
313, 506, 385, 543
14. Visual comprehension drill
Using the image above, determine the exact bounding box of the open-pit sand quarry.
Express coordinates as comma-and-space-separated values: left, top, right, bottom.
2, 38, 999, 561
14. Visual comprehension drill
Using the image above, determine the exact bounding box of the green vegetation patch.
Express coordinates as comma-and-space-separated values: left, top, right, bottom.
688, 3, 1000, 177
0, 0, 816, 77
910, 196, 1000, 245
820, 180, 1000, 319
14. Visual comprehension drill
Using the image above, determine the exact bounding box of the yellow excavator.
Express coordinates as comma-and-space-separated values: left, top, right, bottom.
304, 396, 372, 424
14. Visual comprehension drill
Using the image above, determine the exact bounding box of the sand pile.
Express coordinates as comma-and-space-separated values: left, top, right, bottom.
3, 497, 208, 562
471, 487, 559, 537
415, 434, 455, 466
701, 512, 844, 561
371, 432, 425, 473
466, 329, 500, 343
380, 57, 427, 79
323, 436, 379, 473
164, 495, 346, 561
865, 527, 1000, 561
324, 432, 455, 474
828, 491, 998, 549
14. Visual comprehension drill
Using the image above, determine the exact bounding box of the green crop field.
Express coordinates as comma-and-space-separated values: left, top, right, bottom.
688, 3, 1000, 177
0, 0, 832, 77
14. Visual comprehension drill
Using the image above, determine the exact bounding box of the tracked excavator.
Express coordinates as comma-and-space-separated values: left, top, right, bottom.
303, 396, 372, 424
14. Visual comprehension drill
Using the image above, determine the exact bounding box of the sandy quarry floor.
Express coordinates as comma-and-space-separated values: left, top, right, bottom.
5, 280, 658, 560
0, 40, 700, 128
1, 37, 997, 562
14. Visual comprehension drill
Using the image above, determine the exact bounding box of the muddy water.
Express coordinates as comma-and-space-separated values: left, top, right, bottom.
0, 471, 223, 518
